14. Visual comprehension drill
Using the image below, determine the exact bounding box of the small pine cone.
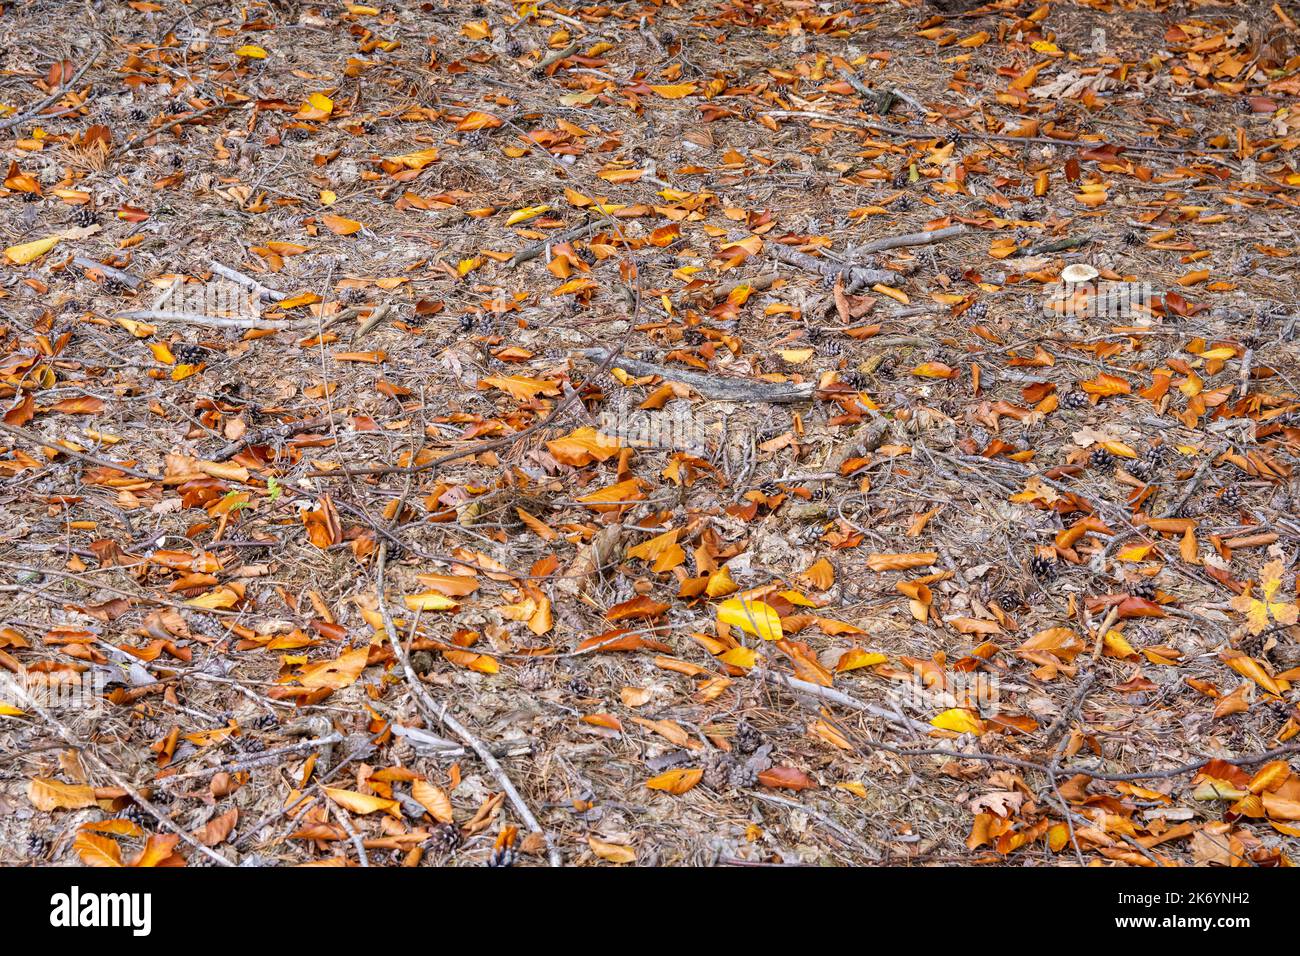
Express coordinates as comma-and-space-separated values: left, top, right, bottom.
171, 342, 207, 365
188, 850, 217, 867
129, 107, 148, 122
577, 246, 597, 266
1220, 485, 1242, 510
461, 130, 487, 149
894, 195, 913, 212
819, 338, 843, 357
682, 327, 704, 345
458, 313, 476, 333
122, 803, 148, 828
73, 207, 98, 227
1123, 230, 1144, 247
1030, 554, 1056, 580
733, 720, 763, 755
1131, 580, 1157, 601
994, 590, 1023, 611
727, 760, 759, 789
1089, 447, 1115, 471
759, 480, 781, 497
21, 190, 41, 203
1060, 390, 1090, 410
253, 713, 279, 730
241, 736, 266, 754
428, 823, 462, 856
892, 169, 911, 188
504, 38, 523, 57
102, 277, 126, 295
26, 833, 49, 859
966, 300, 987, 320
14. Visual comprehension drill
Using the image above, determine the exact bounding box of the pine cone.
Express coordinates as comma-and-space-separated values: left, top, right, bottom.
428, 823, 462, 857
171, 342, 208, 365
1089, 447, 1115, 471
733, 720, 763, 755
1031, 554, 1056, 580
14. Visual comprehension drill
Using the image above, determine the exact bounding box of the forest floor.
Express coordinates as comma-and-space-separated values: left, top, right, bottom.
0, 0, 1299, 867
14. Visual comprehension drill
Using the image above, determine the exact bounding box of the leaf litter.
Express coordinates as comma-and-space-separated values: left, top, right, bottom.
0, 0, 1298, 867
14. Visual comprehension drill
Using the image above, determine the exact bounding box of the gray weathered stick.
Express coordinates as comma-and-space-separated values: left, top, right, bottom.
578, 349, 817, 403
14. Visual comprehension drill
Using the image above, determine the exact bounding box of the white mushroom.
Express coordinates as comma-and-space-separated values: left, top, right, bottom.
1061, 263, 1099, 284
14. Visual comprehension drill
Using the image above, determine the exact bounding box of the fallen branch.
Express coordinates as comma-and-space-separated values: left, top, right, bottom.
211, 414, 337, 461
506, 221, 601, 268
72, 256, 143, 291
577, 349, 817, 404
853, 224, 968, 256
752, 669, 932, 735
209, 262, 288, 302
766, 242, 902, 293
161, 734, 344, 781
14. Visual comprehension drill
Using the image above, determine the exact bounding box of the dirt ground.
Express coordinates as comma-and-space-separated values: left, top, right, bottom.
0, 0, 1298, 867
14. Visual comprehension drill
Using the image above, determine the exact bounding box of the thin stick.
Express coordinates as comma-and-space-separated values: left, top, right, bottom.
114, 102, 241, 154
0, 421, 156, 479
161, 735, 343, 782
321, 786, 370, 867
375, 541, 563, 866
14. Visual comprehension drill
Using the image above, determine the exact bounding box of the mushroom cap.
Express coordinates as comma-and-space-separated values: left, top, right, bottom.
1061, 263, 1099, 284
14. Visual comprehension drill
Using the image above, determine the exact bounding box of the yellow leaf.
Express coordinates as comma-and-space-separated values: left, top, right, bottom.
322, 787, 400, 817
479, 374, 560, 401
930, 708, 985, 734
5, 234, 60, 265
717, 646, 757, 669
384, 148, 440, 170
545, 426, 620, 466
836, 649, 887, 672
235, 45, 268, 58
705, 565, 738, 598
296, 92, 334, 120
717, 596, 783, 641
403, 592, 459, 612
506, 204, 550, 226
